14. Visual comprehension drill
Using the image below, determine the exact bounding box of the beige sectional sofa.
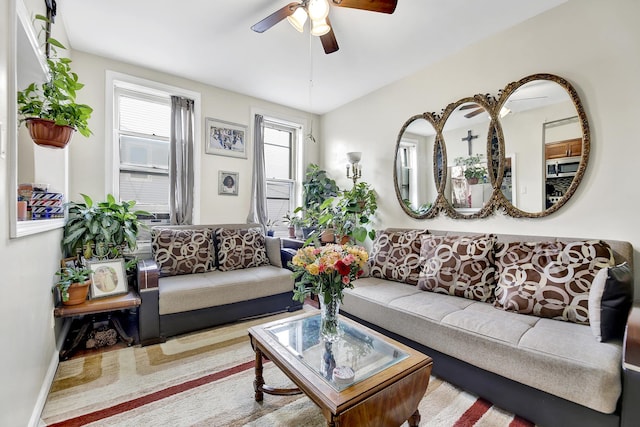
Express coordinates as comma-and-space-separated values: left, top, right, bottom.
338, 229, 636, 427
137, 223, 302, 344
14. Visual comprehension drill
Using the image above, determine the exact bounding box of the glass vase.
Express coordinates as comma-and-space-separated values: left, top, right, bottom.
318, 291, 341, 342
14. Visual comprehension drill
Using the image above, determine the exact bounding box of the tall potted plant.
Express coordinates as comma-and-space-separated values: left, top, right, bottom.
335, 182, 378, 244
17, 15, 93, 148
62, 194, 149, 260
295, 164, 340, 239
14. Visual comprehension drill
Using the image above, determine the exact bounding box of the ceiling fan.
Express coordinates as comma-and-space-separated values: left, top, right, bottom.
459, 104, 485, 119
251, 0, 398, 54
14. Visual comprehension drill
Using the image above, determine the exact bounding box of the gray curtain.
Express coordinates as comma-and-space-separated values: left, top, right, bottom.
169, 96, 195, 225
247, 114, 268, 227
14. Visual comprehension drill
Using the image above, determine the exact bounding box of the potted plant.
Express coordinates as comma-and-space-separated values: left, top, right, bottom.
62, 194, 149, 261
335, 182, 378, 244
294, 164, 340, 240
17, 15, 93, 148
455, 154, 488, 185
282, 212, 303, 238
55, 265, 92, 305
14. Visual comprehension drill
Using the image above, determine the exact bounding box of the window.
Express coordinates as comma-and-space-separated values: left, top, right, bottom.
263, 119, 299, 236
115, 88, 171, 213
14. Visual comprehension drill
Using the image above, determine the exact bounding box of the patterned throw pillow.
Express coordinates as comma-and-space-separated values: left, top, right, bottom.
493, 240, 614, 324
215, 227, 269, 271
368, 229, 430, 285
152, 228, 215, 276
417, 234, 498, 302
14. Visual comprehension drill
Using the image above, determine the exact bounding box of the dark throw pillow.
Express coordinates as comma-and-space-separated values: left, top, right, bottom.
589, 262, 634, 342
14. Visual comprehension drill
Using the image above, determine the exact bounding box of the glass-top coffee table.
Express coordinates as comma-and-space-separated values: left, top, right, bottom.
248, 312, 432, 427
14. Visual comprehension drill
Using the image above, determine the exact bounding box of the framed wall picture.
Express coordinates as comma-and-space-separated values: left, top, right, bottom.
205, 117, 248, 158
218, 171, 239, 196
88, 259, 128, 299
60, 256, 78, 270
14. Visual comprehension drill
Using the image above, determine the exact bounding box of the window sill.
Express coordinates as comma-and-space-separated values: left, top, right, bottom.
14, 218, 65, 238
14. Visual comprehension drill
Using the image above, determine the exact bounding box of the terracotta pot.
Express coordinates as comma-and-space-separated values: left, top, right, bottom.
63, 280, 91, 306
26, 118, 75, 149
320, 229, 335, 244
467, 177, 479, 185
288, 226, 296, 238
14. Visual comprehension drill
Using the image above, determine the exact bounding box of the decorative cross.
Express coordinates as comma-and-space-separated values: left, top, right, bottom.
461, 130, 478, 156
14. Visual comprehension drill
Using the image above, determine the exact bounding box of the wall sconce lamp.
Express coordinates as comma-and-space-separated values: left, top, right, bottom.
346, 151, 362, 185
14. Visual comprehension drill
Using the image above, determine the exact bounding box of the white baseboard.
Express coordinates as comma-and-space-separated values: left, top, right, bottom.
28, 318, 72, 427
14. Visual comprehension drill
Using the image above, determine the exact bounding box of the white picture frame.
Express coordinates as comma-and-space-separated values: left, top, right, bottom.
88, 258, 128, 299
218, 170, 239, 196
205, 117, 248, 158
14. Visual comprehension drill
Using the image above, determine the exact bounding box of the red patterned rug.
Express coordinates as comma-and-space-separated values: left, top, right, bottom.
41, 310, 535, 426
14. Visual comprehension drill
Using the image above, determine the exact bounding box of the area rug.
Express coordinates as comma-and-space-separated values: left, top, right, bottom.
40, 310, 535, 426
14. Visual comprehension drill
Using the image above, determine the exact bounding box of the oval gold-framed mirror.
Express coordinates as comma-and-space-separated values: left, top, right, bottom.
495, 73, 590, 217
393, 113, 441, 219
439, 96, 497, 219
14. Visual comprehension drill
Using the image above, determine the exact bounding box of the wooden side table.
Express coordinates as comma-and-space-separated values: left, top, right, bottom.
54, 288, 141, 360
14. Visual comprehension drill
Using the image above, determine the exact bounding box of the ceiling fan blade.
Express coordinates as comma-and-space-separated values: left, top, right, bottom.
459, 104, 480, 110
320, 18, 339, 54
331, 0, 397, 14
464, 108, 485, 119
251, 2, 299, 33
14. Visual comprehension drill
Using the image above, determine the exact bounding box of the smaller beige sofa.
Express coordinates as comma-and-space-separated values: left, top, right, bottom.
338, 229, 636, 427
137, 223, 302, 344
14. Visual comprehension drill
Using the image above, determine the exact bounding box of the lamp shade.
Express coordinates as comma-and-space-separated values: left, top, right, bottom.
286, 7, 307, 32
310, 18, 330, 36
346, 152, 362, 164
308, 0, 330, 21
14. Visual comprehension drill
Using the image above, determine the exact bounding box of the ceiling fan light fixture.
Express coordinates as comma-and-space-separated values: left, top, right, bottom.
311, 18, 331, 36
286, 7, 308, 32
308, 0, 330, 21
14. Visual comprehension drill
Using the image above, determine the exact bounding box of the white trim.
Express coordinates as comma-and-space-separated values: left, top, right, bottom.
105, 71, 201, 223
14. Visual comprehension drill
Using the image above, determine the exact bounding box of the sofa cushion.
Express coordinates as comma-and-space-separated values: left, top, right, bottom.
589, 262, 633, 342
368, 229, 429, 285
494, 240, 614, 324
215, 227, 269, 271
159, 265, 294, 315
417, 234, 497, 302
152, 228, 215, 276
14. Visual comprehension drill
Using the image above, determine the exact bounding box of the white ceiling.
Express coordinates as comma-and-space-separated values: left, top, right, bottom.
59, 0, 567, 115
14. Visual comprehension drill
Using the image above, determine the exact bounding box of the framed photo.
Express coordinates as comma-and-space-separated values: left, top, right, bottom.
205, 117, 248, 158
88, 259, 128, 299
60, 256, 78, 270
218, 171, 239, 196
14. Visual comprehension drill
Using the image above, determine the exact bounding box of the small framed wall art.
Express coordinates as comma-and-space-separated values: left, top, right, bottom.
88, 258, 128, 299
218, 170, 239, 196
205, 117, 247, 158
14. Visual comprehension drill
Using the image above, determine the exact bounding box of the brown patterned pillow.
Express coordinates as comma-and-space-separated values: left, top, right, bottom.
152, 228, 215, 276
417, 234, 497, 302
215, 227, 269, 271
493, 240, 614, 324
368, 229, 430, 285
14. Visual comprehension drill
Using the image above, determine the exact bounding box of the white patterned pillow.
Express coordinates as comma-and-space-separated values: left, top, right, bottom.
368, 229, 430, 285
215, 227, 269, 271
417, 234, 497, 302
493, 240, 614, 324
152, 228, 215, 276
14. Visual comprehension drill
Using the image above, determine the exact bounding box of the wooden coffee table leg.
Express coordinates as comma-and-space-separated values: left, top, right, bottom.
408, 409, 421, 427
254, 346, 265, 402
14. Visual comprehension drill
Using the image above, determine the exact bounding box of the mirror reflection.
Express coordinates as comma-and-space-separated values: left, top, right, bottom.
394, 116, 438, 217
498, 78, 584, 214
442, 101, 492, 216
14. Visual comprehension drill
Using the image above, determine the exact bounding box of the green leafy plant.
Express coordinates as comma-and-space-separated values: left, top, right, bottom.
320, 182, 378, 244
16, 15, 93, 137
294, 163, 340, 231
54, 265, 91, 302
62, 194, 150, 259
455, 154, 488, 181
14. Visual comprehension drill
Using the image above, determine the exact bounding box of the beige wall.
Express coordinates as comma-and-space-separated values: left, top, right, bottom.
67, 51, 320, 223
321, 0, 640, 288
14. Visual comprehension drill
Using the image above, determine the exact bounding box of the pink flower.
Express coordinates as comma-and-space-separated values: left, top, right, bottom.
342, 254, 355, 265
342, 275, 351, 285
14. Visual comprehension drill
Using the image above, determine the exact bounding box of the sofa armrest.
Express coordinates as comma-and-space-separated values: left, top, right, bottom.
282, 238, 304, 250
136, 259, 163, 345
624, 302, 640, 370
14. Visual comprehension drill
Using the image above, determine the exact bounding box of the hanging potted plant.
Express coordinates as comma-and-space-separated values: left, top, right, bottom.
54, 265, 92, 305
17, 15, 93, 148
